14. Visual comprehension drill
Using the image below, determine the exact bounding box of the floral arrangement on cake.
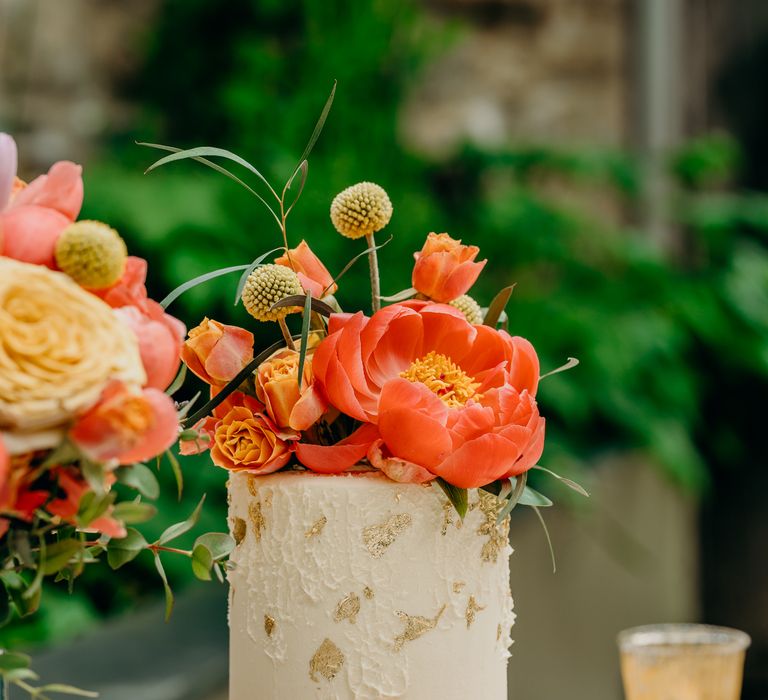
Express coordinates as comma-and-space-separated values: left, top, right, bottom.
147, 86, 583, 526
0, 134, 233, 696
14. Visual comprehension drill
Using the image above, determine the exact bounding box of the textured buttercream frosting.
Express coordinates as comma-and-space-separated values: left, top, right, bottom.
228, 471, 514, 700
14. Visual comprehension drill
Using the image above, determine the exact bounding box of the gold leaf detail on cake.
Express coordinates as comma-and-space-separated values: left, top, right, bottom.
465, 595, 486, 629
309, 638, 345, 682
333, 593, 361, 624
362, 513, 412, 558
264, 614, 276, 637
393, 605, 446, 651
249, 500, 265, 541
497, 623, 503, 642
452, 581, 466, 594
305, 515, 328, 539
232, 517, 247, 545
247, 475, 258, 497
363, 586, 375, 600
477, 491, 508, 563
264, 493, 273, 507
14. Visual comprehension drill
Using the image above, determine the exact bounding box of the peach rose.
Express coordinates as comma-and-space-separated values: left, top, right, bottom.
181, 318, 254, 386
255, 348, 327, 430
412, 232, 487, 303
275, 240, 337, 297
69, 380, 179, 465
0, 451, 48, 539
210, 401, 297, 474
0, 258, 146, 435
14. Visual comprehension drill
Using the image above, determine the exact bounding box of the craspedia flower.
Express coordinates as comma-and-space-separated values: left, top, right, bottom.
330, 182, 392, 239
449, 294, 484, 325
54, 220, 127, 289
242, 264, 303, 322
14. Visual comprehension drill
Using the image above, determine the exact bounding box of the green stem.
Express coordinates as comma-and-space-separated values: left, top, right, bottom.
366, 233, 381, 313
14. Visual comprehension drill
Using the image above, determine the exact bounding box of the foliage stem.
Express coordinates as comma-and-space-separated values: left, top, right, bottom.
366, 233, 381, 313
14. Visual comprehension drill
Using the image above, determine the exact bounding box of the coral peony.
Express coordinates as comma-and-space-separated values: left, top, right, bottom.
0, 134, 83, 268
411, 232, 487, 303
210, 395, 298, 474
275, 240, 337, 297
255, 348, 327, 431
69, 381, 178, 465
181, 318, 254, 386
312, 301, 544, 486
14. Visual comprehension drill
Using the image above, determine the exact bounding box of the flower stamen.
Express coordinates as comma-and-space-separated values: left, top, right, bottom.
400, 351, 481, 408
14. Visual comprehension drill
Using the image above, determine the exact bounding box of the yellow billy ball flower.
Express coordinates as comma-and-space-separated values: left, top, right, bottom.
449, 294, 484, 325
241, 264, 303, 322
330, 181, 393, 239
54, 220, 127, 290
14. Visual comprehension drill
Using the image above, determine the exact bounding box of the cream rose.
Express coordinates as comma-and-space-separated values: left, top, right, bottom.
0, 258, 146, 433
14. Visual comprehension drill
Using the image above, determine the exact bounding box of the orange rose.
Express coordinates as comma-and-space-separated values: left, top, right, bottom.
412, 232, 487, 303
181, 318, 254, 386
69, 380, 179, 465
0, 450, 48, 539
275, 240, 337, 297
210, 402, 298, 474
255, 348, 327, 430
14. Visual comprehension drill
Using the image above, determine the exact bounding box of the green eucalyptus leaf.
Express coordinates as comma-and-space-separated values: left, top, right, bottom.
0, 651, 31, 671
42, 539, 84, 575
191, 544, 213, 581
436, 478, 468, 519
80, 459, 106, 495
9, 582, 40, 617
160, 264, 251, 310
77, 491, 115, 528
0, 594, 12, 627
379, 287, 417, 302
483, 285, 515, 327
518, 486, 554, 508
0, 571, 25, 589
270, 294, 335, 317
165, 449, 184, 501
107, 528, 147, 570
112, 500, 158, 525
153, 554, 175, 622
116, 463, 160, 500
194, 532, 235, 561
234, 248, 284, 305
157, 495, 206, 545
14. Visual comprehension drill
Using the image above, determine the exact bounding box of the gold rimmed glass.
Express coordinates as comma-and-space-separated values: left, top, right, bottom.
618, 624, 750, 700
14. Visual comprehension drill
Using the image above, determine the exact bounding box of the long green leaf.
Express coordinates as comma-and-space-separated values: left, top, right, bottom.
271, 294, 335, 316
139, 142, 281, 226
160, 264, 251, 310
284, 159, 308, 218
35, 684, 99, 698
234, 248, 284, 305
533, 465, 590, 497
496, 472, 528, 524
483, 285, 515, 327
165, 449, 184, 501
379, 287, 417, 303
296, 80, 337, 167
532, 505, 557, 574
297, 291, 313, 390
183, 338, 286, 426
143, 145, 279, 201
323, 236, 392, 296
165, 363, 187, 397
436, 478, 468, 519
518, 486, 554, 508
539, 357, 580, 381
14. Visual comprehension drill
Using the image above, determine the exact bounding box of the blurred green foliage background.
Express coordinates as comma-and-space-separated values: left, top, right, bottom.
5, 0, 768, 650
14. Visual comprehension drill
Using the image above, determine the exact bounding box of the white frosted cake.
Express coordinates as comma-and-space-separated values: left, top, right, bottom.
228, 471, 514, 700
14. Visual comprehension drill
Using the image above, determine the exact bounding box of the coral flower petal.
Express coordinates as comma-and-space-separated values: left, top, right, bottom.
10, 161, 83, 220
368, 439, 436, 484
433, 433, 522, 489
118, 389, 179, 464
0, 205, 70, 267
295, 424, 379, 474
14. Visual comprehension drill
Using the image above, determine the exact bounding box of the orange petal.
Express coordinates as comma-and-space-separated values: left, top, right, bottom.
117, 389, 179, 464
432, 433, 521, 489
289, 383, 328, 431
11, 161, 83, 220
0, 205, 70, 267
295, 423, 378, 473
368, 439, 436, 484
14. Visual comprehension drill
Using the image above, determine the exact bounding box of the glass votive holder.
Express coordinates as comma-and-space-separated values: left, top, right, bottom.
618, 623, 751, 700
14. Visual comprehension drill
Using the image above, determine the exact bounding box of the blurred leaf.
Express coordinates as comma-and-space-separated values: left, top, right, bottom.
116, 463, 160, 500
34, 684, 98, 698
0, 651, 31, 671
107, 528, 147, 570
153, 554, 174, 622
42, 540, 84, 576
157, 495, 206, 545
113, 500, 158, 525
165, 363, 187, 396
483, 285, 515, 327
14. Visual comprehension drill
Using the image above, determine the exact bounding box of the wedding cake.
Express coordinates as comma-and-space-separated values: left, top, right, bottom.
228, 471, 514, 700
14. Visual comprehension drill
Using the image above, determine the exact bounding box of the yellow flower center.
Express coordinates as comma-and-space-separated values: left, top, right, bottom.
400, 351, 481, 408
